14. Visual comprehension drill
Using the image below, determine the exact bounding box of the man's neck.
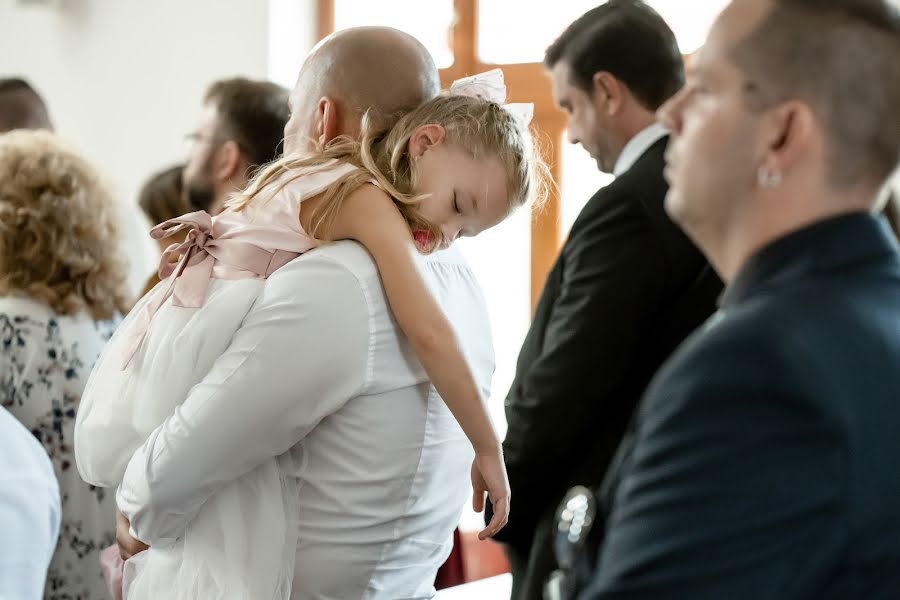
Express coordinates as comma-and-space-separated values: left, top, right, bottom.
608, 109, 659, 172
211, 177, 248, 216
715, 183, 878, 282
620, 112, 659, 147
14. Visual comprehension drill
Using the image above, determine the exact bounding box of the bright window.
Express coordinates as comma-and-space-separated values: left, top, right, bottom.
560, 130, 614, 236
333, 0, 455, 68
478, 0, 730, 64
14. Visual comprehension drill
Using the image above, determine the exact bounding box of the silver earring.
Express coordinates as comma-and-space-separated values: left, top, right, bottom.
758, 165, 782, 188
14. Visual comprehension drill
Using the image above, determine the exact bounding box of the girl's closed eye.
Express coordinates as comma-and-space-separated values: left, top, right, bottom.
452, 191, 461, 214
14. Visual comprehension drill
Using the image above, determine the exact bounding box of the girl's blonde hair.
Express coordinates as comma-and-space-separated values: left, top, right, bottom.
229, 94, 550, 250
0, 130, 130, 319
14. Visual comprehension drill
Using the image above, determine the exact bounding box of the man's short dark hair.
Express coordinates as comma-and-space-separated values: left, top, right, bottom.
733, 0, 900, 188
204, 78, 290, 169
0, 77, 51, 132
0, 77, 40, 96
544, 0, 684, 111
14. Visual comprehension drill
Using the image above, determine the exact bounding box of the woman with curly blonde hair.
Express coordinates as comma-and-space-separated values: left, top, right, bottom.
0, 129, 129, 599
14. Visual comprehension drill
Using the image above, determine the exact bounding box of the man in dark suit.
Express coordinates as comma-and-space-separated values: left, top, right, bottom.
492, 3, 722, 598
583, 0, 900, 597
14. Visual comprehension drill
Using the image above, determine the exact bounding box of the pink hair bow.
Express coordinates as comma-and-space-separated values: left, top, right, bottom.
119, 211, 299, 369
449, 68, 534, 126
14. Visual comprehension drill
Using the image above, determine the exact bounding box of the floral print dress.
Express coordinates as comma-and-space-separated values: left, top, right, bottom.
0, 295, 119, 600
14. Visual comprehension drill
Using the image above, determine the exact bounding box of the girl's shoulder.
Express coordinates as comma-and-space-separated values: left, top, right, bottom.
280, 159, 363, 201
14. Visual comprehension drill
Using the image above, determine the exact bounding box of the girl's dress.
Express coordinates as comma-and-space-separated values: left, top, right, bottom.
75, 161, 357, 599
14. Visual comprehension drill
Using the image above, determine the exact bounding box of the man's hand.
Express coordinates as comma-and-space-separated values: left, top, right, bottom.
116, 510, 149, 561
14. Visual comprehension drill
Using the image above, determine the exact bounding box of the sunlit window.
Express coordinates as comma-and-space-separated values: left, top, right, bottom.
478, 0, 730, 64
560, 131, 614, 236
478, 0, 602, 65
455, 209, 530, 530
456, 208, 532, 442
333, 0, 455, 68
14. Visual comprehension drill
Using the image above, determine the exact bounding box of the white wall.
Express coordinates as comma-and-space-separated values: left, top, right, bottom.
268, 0, 317, 89
0, 0, 316, 296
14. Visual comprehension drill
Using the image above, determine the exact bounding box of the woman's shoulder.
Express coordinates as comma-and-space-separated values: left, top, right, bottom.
0, 295, 54, 322
0, 294, 117, 339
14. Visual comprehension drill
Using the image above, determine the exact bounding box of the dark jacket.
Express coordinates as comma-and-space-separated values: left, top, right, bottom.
494, 137, 721, 596
584, 213, 900, 599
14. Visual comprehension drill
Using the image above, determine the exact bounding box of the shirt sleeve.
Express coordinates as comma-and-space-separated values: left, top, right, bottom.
0, 473, 60, 598
116, 254, 371, 544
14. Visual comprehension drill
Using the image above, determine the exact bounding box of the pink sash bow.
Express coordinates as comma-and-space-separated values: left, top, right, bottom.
120, 211, 299, 369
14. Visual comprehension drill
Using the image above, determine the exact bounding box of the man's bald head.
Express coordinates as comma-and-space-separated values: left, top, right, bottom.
283, 27, 439, 153
0, 78, 52, 133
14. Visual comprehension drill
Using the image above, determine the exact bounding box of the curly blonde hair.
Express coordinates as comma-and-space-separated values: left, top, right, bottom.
0, 130, 130, 319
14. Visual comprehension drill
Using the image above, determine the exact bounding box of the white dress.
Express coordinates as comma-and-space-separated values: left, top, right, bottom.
74, 162, 358, 599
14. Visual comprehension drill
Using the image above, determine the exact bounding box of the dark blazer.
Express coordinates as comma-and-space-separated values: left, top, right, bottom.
494, 136, 721, 597
583, 214, 900, 599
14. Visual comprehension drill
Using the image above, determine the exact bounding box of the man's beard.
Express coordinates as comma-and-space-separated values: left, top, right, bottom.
183, 177, 216, 214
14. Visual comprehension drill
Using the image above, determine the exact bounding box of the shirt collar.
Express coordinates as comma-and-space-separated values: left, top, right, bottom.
613, 122, 669, 177
720, 212, 898, 309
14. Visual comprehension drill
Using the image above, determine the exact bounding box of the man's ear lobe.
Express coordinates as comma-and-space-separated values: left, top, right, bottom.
766, 101, 813, 173
213, 140, 243, 181
594, 71, 628, 116
319, 97, 340, 145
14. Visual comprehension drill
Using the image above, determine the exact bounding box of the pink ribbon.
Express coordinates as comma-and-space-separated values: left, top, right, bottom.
120, 211, 299, 369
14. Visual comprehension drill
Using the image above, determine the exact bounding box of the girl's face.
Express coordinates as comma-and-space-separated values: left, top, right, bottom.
409, 124, 511, 249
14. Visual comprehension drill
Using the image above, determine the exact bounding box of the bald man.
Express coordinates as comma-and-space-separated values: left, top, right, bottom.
111, 28, 496, 599
0, 78, 52, 133
282, 25, 440, 149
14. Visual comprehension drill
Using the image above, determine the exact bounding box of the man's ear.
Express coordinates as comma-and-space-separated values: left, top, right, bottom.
212, 140, 243, 182
760, 101, 815, 179
407, 124, 447, 159
317, 97, 341, 145
593, 71, 625, 116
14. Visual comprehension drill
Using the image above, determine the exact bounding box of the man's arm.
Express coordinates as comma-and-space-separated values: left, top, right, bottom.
583, 337, 844, 599
116, 251, 370, 545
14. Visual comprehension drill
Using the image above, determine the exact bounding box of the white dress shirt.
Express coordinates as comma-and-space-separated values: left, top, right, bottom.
0, 407, 60, 600
117, 242, 495, 599
613, 122, 669, 177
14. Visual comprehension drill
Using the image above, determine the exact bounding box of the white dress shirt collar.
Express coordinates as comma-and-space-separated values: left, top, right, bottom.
613, 122, 669, 177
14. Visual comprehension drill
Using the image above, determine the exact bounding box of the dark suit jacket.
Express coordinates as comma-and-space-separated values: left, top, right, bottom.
495, 138, 721, 564
584, 214, 900, 599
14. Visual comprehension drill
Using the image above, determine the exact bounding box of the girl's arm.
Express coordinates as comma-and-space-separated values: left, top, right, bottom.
329, 184, 510, 538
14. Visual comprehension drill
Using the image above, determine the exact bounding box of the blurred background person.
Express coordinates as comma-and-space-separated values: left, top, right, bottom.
137, 163, 191, 297
0, 77, 52, 133
0, 130, 130, 599
183, 77, 289, 215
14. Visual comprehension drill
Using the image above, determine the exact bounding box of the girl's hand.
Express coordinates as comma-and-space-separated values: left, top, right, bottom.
471, 449, 511, 540
115, 511, 149, 560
